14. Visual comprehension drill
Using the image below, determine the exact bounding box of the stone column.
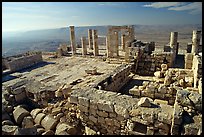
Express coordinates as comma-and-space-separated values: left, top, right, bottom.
121, 34, 126, 51
170, 32, 178, 49
106, 29, 113, 58
170, 32, 178, 64
114, 31, 119, 56
191, 30, 201, 54
125, 41, 131, 62
92, 30, 99, 56
88, 29, 93, 49
69, 26, 76, 55
81, 37, 87, 56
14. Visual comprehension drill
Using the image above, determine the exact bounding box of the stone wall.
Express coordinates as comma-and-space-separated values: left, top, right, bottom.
184, 53, 194, 69
192, 55, 202, 88
93, 64, 132, 92
6, 52, 43, 72
170, 90, 202, 135
136, 52, 173, 76
129, 81, 176, 105
70, 88, 175, 135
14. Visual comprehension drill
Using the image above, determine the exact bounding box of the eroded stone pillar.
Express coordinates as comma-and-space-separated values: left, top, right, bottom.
170, 32, 178, 49
191, 30, 201, 54
92, 30, 99, 56
113, 31, 119, 56
69, 26, 76, 55
121, 34, 126, 51
81, 37, 87, 56
125, 41, 131, 62
88, 29, 93, 49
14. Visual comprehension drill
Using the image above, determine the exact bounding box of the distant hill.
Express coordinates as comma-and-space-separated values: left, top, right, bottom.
2, 24, 202, 57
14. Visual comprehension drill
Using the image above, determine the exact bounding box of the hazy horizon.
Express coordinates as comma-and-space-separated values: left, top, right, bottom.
3, 2, 202, 32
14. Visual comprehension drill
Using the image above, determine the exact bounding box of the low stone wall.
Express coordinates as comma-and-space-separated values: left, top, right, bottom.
7, 52, 43, 72
93, 64, 132, 92
69, 88, 174, 135
171, 90, 202, 135
129, 81, 176, 105
136, 52, 173, 76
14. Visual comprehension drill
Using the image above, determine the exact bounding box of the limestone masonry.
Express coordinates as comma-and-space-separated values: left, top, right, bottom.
2, 25, 202, 135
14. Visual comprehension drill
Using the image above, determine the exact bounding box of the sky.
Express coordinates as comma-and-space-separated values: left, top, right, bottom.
2, 2, 202, 32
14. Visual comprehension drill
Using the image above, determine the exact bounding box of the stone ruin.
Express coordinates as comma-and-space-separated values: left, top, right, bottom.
2, 25, 202, 135
2, 51, 43, 75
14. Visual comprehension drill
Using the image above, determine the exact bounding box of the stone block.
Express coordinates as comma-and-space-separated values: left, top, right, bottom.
85, 126, 97, 135
98, 116, 105, 124
109, 112, 117, 118
89, 108, 97, 116
22, 116, 34, 128
56, 123, 77, 135
97, 110, 108, 117
97, 100, 114, 112
114, 105, 129, 118
11, 86, 25, 95
158, 84, 167, 94
34, 113, 46, 125
69, 95, 78, 104
2, 125, 18, 135
154, 71, 161, 78
13, 106, 30, 125
105, 118, 114, 126
41, 115, 59, 131
14, 91, 26, 103
14, 127, 37, 135
78, 97, 90, 107
79, 105, 89, 113
137, 97, 152, 107
154, 99, 168, 105
30, 109, 43, 119
89, 115, 97, 123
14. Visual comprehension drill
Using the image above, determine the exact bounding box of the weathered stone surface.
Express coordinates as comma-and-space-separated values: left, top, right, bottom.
85, 126, 97, 135
13, 106, 30, 125
55, 123, 77, 135
2, 120, 14, 126
97, 110, 108, 117
34, 113, 46, 125
14, 91, 26, 102
114, 105, 129, 118
52, 107, 62, 115
183, 123, 199, 135
69, 95, 78, 104
78, 97, 90, 107
154, 71, 161, 78
172, 102, 183, 125
22, 116, 34, 128
30, 108, 43, 119
41, 115, 59, 131
2, 125, 18, 135
89, 115, 97, 123
97, 100, 114, 112
188, 92, 202, 111
137, 97, 152, 107
158, 84, 167, 94
79, 105, 88, 113
11, 86, 25, 95
154, 99, 168, 105
14, 127, 37, 135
